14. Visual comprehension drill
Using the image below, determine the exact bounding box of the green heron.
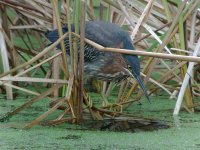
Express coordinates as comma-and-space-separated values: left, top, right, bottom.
46, 21, 149, 101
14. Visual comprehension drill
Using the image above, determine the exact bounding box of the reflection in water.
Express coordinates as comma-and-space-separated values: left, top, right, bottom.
173, 115, 181, 129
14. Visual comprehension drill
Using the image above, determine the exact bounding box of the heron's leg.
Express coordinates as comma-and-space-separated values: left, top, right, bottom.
101, 82, 117, 107
101, 81, 109, 106
101, 92, 109, 107
105, 82, 116, 97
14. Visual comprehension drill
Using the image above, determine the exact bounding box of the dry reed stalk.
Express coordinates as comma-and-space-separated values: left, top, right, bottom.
24, 97, 66, 129
0, 76, 68, 84
178, 1, 193, 112
174, 38, 200, 115
140, 73, 173, 97
131, 0, 188, 101
65, 77, 76, 119
3, 82, 39, 96
24, 77, 73, 129
82, 88, 103, 120
160, 60, 182, 81
120, 1, 171, 53
72, 41, 79, 115
1, 7, 19, 69
56, 107, 71, 120
0, 84, 63, 122
16, 52, 62, 78
65, 0, 74, 74
52, 4, 60, 97
131, 0, 154, 40
25, 0, 52, 18
72, 32, 200, 62
117, 0, 136, 30
103, 48, 200, 62
134, 22, 172, 44
34, 0, 52, 10
167, 1, 200, 47
0, 18, 13, 100
75, 0, 86, 122
162, 0, 179, 50
63, 0, 78, 122
149, 61, 187, 94
51, 0, 69, 79
0, 1, 52, 23
88, 0, 95, 19
0, 32, 69, 78
161, 1, 197, 106
99, 1, 103, 20
42, 118, 73, 126
190, 10, 198, 45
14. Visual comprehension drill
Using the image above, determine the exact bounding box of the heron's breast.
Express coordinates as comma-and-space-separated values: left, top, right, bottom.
101, 54, 128, 74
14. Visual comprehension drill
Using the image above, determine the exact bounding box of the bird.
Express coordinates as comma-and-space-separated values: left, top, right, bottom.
46, 21, 149, 101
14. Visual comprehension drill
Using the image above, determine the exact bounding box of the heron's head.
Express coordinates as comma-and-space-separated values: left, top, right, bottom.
45, 27, 69, 49
122, 38, 150, 101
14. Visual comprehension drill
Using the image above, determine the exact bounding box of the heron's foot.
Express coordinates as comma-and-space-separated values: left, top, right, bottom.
109, 103, 123, 112
102, 99, 112, 107
102, 102, 123, 113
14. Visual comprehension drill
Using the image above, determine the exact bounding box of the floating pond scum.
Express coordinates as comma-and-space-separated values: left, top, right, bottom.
0, 0, 199, 129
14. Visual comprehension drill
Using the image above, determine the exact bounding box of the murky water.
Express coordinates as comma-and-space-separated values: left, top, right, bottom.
83, 118, 170, 132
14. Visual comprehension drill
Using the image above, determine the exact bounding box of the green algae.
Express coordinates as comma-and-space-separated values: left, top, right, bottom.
1, 95, 200, 150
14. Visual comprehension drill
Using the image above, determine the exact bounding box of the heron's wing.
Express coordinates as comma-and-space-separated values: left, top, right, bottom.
45, 21, 132, 62
85, 21, 127, 48
45, 24, 104, 62
45, 26, 74, 54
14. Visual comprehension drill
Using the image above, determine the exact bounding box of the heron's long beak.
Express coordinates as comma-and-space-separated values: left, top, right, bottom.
134, 75, 150, 102
123, 54, 150, 101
